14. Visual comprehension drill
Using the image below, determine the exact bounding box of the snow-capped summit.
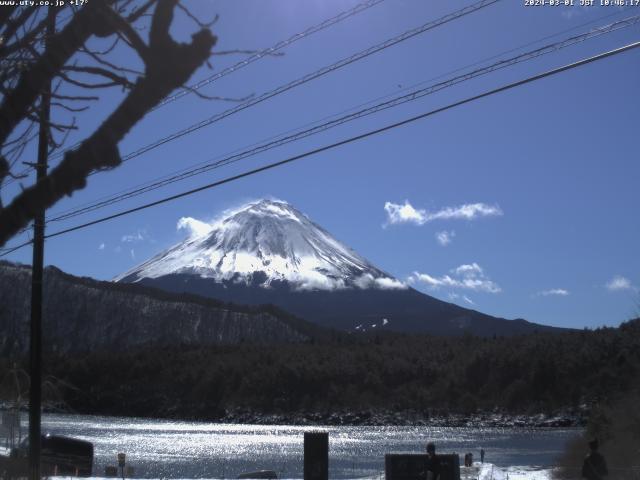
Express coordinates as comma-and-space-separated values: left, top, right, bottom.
116, 199, 405, 291
116, 199, 560, 336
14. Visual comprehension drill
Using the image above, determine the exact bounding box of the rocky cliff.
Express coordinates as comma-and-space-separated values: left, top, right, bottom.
0, 261, 314, 355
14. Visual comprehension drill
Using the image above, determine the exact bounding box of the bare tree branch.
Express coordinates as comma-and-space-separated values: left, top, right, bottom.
127, 0, 158, 22
0, 6, 17, 31
49, 93, 100, 102
0, 13, 51, 59
0, 156, 9, 196
51, 102, 90, 113
0, 1, 111, 146
79, 46, 143, 76
0, 0, 216, 246
25, 113, 77, 133
177, 3, 218, 29
181, 84, 254, 103
60, 66, 135, 89
83, 35, 120, 56
49, 119, 77, 153
0, 8, 37, 53
102, 8, 150, 62
61, 77, 125, 89
1, 121, 36, 150
116, 0, 137, 14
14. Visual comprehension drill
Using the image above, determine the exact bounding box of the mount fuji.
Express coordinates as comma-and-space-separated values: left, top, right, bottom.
116, 199, 404, 292
116, 199, 560, 336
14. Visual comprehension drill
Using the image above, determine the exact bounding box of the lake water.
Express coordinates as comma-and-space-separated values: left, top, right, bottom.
33, 414, 579, 478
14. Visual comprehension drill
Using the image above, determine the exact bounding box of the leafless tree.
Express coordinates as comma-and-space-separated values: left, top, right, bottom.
0, 0, 217, 247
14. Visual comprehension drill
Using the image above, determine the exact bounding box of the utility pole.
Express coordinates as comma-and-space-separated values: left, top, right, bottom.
29, 7, 55, 480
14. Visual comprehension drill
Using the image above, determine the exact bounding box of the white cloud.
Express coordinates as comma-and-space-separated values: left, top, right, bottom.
384, 201, 427, 225
427, 203, 503, 221
98, 243, 105, 250
121, 229, 147, 243
353, 273, 406, 290
605, 275, 637, 292
130, 249, 135, 260
384, 200, 502, 226
409, 262, 501, 293
436, 230, 455, 246
536, 288, 570, 297
177, 217, 213, 237
412, 272, 448, 287
453, 263, 483, 276
374, 276, 406, 290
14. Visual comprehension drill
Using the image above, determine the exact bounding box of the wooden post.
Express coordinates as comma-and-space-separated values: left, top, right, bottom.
303, 431, 328, 480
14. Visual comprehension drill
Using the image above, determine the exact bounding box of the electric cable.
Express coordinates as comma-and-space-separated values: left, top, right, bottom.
115, 0, 499, 166
8, 0, 498, 191
3, 39, 637, 256
43, 8, 635, 221
43, 0, 387, 165
27, 40, 637, 245
45, 14, 640, 224
154, 0, 387, 110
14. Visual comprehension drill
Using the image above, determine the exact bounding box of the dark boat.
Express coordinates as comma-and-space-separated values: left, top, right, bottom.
1, 434, 93, 477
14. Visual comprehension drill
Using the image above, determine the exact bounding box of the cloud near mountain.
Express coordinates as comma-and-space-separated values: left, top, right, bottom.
409, 262, 501, 293
118, 199, 406, 291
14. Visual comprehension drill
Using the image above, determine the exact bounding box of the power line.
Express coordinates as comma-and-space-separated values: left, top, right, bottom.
154, 0, 386, 110
45, 8, 636, 219
2, 38, 636, 258
45, 14, 640, 224
390, 7, 632, 99
101, 0, 501, 168
31, 0, 500, 220
42, 0, 386, 166
0, 239, 33, 258
32, 40, 638, 243
10, 0, 497, 195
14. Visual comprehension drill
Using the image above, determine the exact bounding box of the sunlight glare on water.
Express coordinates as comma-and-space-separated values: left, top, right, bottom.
38, 414, 579, 479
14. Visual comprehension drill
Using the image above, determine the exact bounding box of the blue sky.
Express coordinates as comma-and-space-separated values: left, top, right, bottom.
3, 0, 639, 329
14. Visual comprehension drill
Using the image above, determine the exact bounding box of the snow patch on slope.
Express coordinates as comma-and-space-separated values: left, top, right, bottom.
115, 199, 405, 292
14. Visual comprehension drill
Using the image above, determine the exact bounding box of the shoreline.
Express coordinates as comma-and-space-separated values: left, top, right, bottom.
39, 407, 586, 428
219, 410, 583, 428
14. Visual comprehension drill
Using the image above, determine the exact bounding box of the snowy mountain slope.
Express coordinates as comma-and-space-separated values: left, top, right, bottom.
116, 199, 405, 291
116, 199, 563, 336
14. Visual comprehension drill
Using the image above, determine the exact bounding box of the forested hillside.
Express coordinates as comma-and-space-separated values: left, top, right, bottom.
0, 261, 328, 355
11, 318, 637, 422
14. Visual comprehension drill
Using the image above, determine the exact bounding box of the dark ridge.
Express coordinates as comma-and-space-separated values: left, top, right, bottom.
0, 261, 340, 355
133, 273, 571, 337
0, 260, 334, 341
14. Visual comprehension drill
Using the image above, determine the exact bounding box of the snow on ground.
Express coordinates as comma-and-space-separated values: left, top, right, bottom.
476, 462, 553, 480
44, 463, 554, 480
50, 467, 554, 480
